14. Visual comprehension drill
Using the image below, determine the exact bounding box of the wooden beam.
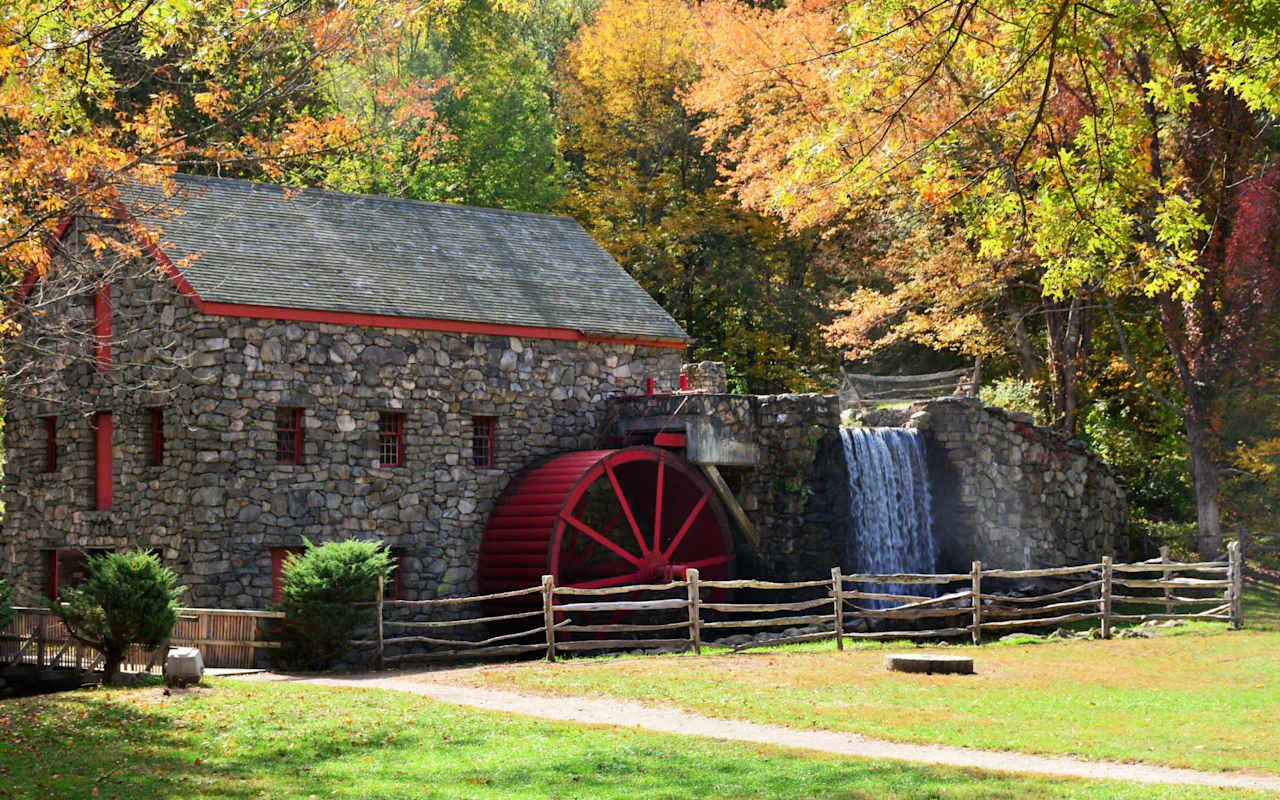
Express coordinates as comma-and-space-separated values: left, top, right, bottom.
699, 463, 761, 559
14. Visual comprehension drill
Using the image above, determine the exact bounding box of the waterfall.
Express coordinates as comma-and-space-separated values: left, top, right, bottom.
840, 427, 937, 604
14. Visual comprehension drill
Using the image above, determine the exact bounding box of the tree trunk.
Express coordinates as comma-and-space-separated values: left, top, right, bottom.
102, 649, 124, 686
1185, 412, 1223, 558
1044, 296, 1094, 437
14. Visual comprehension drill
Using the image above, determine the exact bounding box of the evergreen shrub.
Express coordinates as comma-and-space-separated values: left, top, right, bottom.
273, 538, 393, 670
53, 550, 184, 684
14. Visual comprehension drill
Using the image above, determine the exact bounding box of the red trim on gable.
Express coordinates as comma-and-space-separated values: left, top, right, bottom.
195, 300, 688, 348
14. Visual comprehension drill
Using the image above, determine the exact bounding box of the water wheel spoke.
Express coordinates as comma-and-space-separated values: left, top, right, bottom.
604, 460, 651, 557
567, 571, 648, 590
662, 489, 711, 559
559, 511, 644, 568
678, 554, 734, 571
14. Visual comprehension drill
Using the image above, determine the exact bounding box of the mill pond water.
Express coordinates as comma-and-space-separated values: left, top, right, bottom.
840, 426, 939, 606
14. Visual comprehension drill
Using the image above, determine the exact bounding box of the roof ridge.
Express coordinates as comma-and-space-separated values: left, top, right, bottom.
168, 172, 576, 223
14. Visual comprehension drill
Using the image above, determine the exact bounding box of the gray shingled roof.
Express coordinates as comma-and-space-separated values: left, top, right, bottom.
120, 174, 687, 341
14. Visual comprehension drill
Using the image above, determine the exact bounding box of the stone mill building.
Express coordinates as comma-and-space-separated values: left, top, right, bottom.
1, 174, 687, 607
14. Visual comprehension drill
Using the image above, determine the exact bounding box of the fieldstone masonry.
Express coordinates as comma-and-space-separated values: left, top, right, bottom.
903, 398, 1127, 571
2, 243, 681, 608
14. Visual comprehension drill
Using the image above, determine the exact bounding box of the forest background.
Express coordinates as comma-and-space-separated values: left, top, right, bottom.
2, 0, 1277, 556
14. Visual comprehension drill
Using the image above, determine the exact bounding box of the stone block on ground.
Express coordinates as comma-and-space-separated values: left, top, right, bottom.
883, 653, 974, 675
164, 646, 205, 687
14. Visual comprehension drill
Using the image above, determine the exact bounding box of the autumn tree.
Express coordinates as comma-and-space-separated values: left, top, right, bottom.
322, 0, 569, 211
558, 0, 844, 392
0, 0, 451, 405
688, 0, 1280, 555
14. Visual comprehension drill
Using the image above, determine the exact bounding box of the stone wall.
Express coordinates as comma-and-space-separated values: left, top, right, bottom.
613, 390, 1127, 580
902, 398, 1127, 571
680, 361, 728, 394
1, 226, 682, 608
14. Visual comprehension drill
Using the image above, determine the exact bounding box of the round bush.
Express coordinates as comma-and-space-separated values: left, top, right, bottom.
273, 539, 393, 670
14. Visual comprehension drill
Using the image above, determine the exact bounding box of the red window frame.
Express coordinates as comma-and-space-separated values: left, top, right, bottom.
149, 407, 165, 467
93, 283, 111, 371
270, 547, 305, 604
471, 416, 495, 469
378, 412, 404, 468
275, 407, 303, 465
94, 411, 113, 511
42, 416, 57, 472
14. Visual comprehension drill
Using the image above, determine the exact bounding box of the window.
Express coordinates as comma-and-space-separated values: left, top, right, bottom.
471, 416, 495, 469
45, 548, 112, 601
94, 411, 112, 511
42, 416, 57, 472
148, 407, 165, 467
93, 283, 111, 371
378, 412, 404, 468
270, 547, 304, 604
275, 407, 303, 464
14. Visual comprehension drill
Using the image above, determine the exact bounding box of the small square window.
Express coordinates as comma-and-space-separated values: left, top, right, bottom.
472, 416, 495, 469
276, 407, 303, 465
378, 412, 404, 468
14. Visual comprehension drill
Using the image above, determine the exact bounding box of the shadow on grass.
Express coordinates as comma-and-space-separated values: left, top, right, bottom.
0, 679, 1260, 800
0, 685, 261, 800
1244, 572, 1280, 631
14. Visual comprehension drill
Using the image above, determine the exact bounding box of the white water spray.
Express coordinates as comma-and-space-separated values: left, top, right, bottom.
840, 427, 937, 603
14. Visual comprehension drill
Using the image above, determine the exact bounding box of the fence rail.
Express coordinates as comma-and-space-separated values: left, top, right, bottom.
0, 607, 283, 672
359, 542, 1244, 663
4, 545, 1244, 674
1242, 531, 1280, 557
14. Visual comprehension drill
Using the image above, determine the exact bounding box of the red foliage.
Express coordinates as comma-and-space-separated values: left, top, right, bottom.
1220, 164, 1280, 367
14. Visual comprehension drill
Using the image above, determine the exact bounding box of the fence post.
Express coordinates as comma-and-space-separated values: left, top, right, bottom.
970, 561, 982, 645
831, 567, 844, 651
541, 574, 557, 662
36, 621, 45, 668
1228, 540, 1244, 630
1160, 545, 1173, 616
375, 575, 385, 671
1101, 556, 1113, 639
686, 568, 701, 655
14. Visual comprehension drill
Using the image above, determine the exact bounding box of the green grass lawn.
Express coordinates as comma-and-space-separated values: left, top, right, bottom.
423, 580, 1280, 775
0, 679, 1269, 800
1245, 572, 1280, 631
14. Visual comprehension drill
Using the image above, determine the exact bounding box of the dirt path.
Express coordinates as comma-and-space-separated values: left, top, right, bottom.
233, 671, 1280, 793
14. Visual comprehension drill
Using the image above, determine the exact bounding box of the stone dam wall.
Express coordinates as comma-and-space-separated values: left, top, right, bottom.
613, 393, 1128, 578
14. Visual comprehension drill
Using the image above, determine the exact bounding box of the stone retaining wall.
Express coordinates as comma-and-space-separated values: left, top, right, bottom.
903, 398, 1128, 571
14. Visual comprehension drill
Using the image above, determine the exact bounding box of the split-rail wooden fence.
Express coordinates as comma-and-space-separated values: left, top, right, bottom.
361, 542, 1244, 666
0, 607, 282, 672
2, 544, 1244, 672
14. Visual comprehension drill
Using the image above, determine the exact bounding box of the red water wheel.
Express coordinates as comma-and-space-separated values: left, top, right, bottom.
478, 447, 735, 595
